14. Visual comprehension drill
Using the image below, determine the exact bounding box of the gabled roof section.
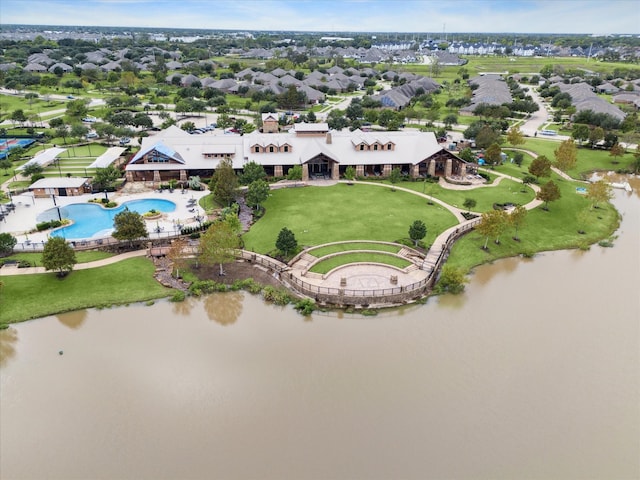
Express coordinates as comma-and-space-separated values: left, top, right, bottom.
130, 142, 185, 164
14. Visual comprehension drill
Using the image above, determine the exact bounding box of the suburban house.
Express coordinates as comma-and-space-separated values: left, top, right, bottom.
124, 124, 471, 184
29, 177, 91, 198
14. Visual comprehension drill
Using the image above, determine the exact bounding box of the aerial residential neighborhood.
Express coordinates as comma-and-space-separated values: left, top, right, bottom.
0, 1, 639, 478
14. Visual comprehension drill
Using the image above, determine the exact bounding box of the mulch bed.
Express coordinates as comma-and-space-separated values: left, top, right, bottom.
193, 260, 285, 288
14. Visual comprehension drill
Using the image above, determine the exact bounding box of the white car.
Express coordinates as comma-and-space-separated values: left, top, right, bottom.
86, 132, 98, 139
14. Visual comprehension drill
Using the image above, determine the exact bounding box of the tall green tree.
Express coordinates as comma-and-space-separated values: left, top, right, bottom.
198, 219, 240, 276
240, 161, 266, 185
0, 233, 17, 257
112, 209, 148, 247
408, 220, 427, 247
42, 236, 77, 277
93, 165, 121, 190
485, 143, 502, 166
276, 227, 298, 257
209, 157, 238, 207
388, 167, 402, 190
536, 180, 561, 210
245, 179, 270, 211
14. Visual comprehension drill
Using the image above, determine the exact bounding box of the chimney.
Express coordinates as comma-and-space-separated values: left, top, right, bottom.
326, 132, 332, 144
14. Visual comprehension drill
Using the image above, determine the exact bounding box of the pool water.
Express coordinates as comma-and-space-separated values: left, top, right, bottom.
43, 199, 176, 239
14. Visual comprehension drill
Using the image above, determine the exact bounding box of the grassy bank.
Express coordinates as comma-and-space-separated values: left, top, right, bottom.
445, 180, 621, 272
0, 257, 172, 324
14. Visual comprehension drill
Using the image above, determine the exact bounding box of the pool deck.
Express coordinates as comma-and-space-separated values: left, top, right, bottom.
0, 188, 210, 245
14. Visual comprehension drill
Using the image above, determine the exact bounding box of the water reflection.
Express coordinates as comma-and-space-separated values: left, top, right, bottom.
203, 291, 243, 325
172, 295, 197, 317
0, 327, 17, 367
56, 310, 87, 329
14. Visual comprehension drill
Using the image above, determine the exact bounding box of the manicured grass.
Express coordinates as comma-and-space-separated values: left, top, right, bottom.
199, 193, 218, 213
519, 138, 637, 178
0, 257, 173, 324
2, 250, 113, 266
390, 178, 535, 212
243, 183, 458, 254
445, 177, 621, 272
309, 242, 401, 257
309, 252, 412, 274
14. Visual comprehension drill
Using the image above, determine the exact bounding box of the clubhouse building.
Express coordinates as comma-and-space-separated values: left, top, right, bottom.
125, 123, 471, 184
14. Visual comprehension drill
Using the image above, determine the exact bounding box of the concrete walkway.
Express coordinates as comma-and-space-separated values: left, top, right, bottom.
0, 249, 146, 276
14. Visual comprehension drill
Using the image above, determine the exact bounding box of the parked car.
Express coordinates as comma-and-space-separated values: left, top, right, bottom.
119, 137, 131, 145
86, 132, 98, 139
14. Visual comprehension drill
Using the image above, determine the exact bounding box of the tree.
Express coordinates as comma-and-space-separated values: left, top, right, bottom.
485, 143, 502, 166
22, 163, 43, 180
476, 209, 508, 249
245, 179, 270, 211
276, 227, 298, 257
42, 236, 77, 277
506, 126, 524, 147
513, 151, 524, 167
181, 121, 196, 132
0, 233, 17, 257
240, 161, 266, 185
408, 220, 427, 247
586, 180, 613, 209
167, 237, 189, 279
93, 165, 121, 190
528, 155, 552, 179
112, 208, 148, 247
554, 138, 577, 172
572, 124, 590, 145
536, 180, 561, 210
287, 165, 302, 181
463, 198, 477, 212
209, 157, 238, 207
588, 126, 604, 147
609, 143, 625, 164
344, 165, 356, 182
443, 114, 458, 129
388, 167, 402, 190
437, 265, 468, 294
199, 219, 240, 276
0, 159, 12, 174
509, 205, 528, 241
475, 124, 502, 149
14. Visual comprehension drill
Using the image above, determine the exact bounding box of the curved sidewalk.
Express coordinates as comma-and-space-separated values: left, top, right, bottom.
0, 249, 147, 276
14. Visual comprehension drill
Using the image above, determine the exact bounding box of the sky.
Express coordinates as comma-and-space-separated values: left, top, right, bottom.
1, 0, 639, 35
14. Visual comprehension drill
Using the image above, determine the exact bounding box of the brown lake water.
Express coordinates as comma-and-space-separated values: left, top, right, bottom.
1, 178, 639, 480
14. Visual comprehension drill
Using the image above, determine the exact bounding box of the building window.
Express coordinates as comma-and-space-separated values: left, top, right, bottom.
359, 144, 365, 151
269, 146, 274, 153
387, 144, 392, 150
373, 144, 378, 151
254, 146, 260, 153
284, 146, 289, 152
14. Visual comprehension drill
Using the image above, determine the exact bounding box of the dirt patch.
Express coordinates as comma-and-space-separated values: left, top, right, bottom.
195, 260, 285, 288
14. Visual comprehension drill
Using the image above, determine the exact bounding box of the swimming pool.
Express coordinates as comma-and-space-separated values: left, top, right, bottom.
42, 198, 176, 239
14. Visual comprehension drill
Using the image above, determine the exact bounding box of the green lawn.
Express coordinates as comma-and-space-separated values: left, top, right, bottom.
519, 138, 637, 179
309, 252, 412, 274
243, 183, 458, 254
309, 242, 401, 257
0, 257, 173, 324
1, 251, 113, 266
446, 176, 620, 272
390, 178, 535, 212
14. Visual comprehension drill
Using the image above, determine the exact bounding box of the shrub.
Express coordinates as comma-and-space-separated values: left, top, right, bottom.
262, 285, 292, 305
294, 298, 316, 316
170, 291, 186, 302
231, 278, 263, 294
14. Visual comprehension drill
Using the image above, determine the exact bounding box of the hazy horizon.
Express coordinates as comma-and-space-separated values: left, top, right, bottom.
1, 0, 638, 35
